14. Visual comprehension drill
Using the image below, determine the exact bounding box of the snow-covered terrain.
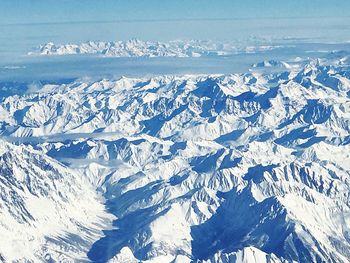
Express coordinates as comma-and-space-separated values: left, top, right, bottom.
28, 39, 285, 57
1, 52, 350, 262
0, 141, 113, 262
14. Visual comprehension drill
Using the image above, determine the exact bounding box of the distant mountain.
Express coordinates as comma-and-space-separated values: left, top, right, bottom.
252, 60, 296, 69
28, 39, 286, 58
1, 55, 350, 262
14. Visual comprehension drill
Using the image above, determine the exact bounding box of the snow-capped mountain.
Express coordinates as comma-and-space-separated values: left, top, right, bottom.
28, 39, 284, 58
28, 39, 229, 57
1, 55, 350, 262
0, 141, 113, 262
252, 60, 295, 69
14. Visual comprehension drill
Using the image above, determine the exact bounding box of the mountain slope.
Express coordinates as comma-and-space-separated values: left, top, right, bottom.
0, 56, 350, 262
0, 141, 112, 262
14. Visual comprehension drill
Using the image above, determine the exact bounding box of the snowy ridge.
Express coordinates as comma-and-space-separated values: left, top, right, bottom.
0, 55, 350, 262
0, 141, 113, 262
28, 39, 285, 57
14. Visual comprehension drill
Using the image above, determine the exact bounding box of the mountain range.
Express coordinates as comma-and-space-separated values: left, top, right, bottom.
0, 53, 350, 262
28, 39, 284, 58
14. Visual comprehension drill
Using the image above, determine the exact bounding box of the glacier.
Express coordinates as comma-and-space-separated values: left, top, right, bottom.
0, 48, 350, 262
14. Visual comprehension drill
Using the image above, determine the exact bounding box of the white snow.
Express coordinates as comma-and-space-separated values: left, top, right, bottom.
28, 39, 287, 58
1, 51, 350, 262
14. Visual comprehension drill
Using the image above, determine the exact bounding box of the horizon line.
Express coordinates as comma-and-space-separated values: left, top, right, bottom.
1, 15, 350, 27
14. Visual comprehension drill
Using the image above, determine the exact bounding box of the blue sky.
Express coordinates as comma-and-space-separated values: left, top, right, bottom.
1, 0, 350, 24
0, 0, 350, 58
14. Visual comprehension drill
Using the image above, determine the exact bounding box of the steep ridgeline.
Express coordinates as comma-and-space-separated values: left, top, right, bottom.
0, 141, 113, 262
0, 58, 350, 262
